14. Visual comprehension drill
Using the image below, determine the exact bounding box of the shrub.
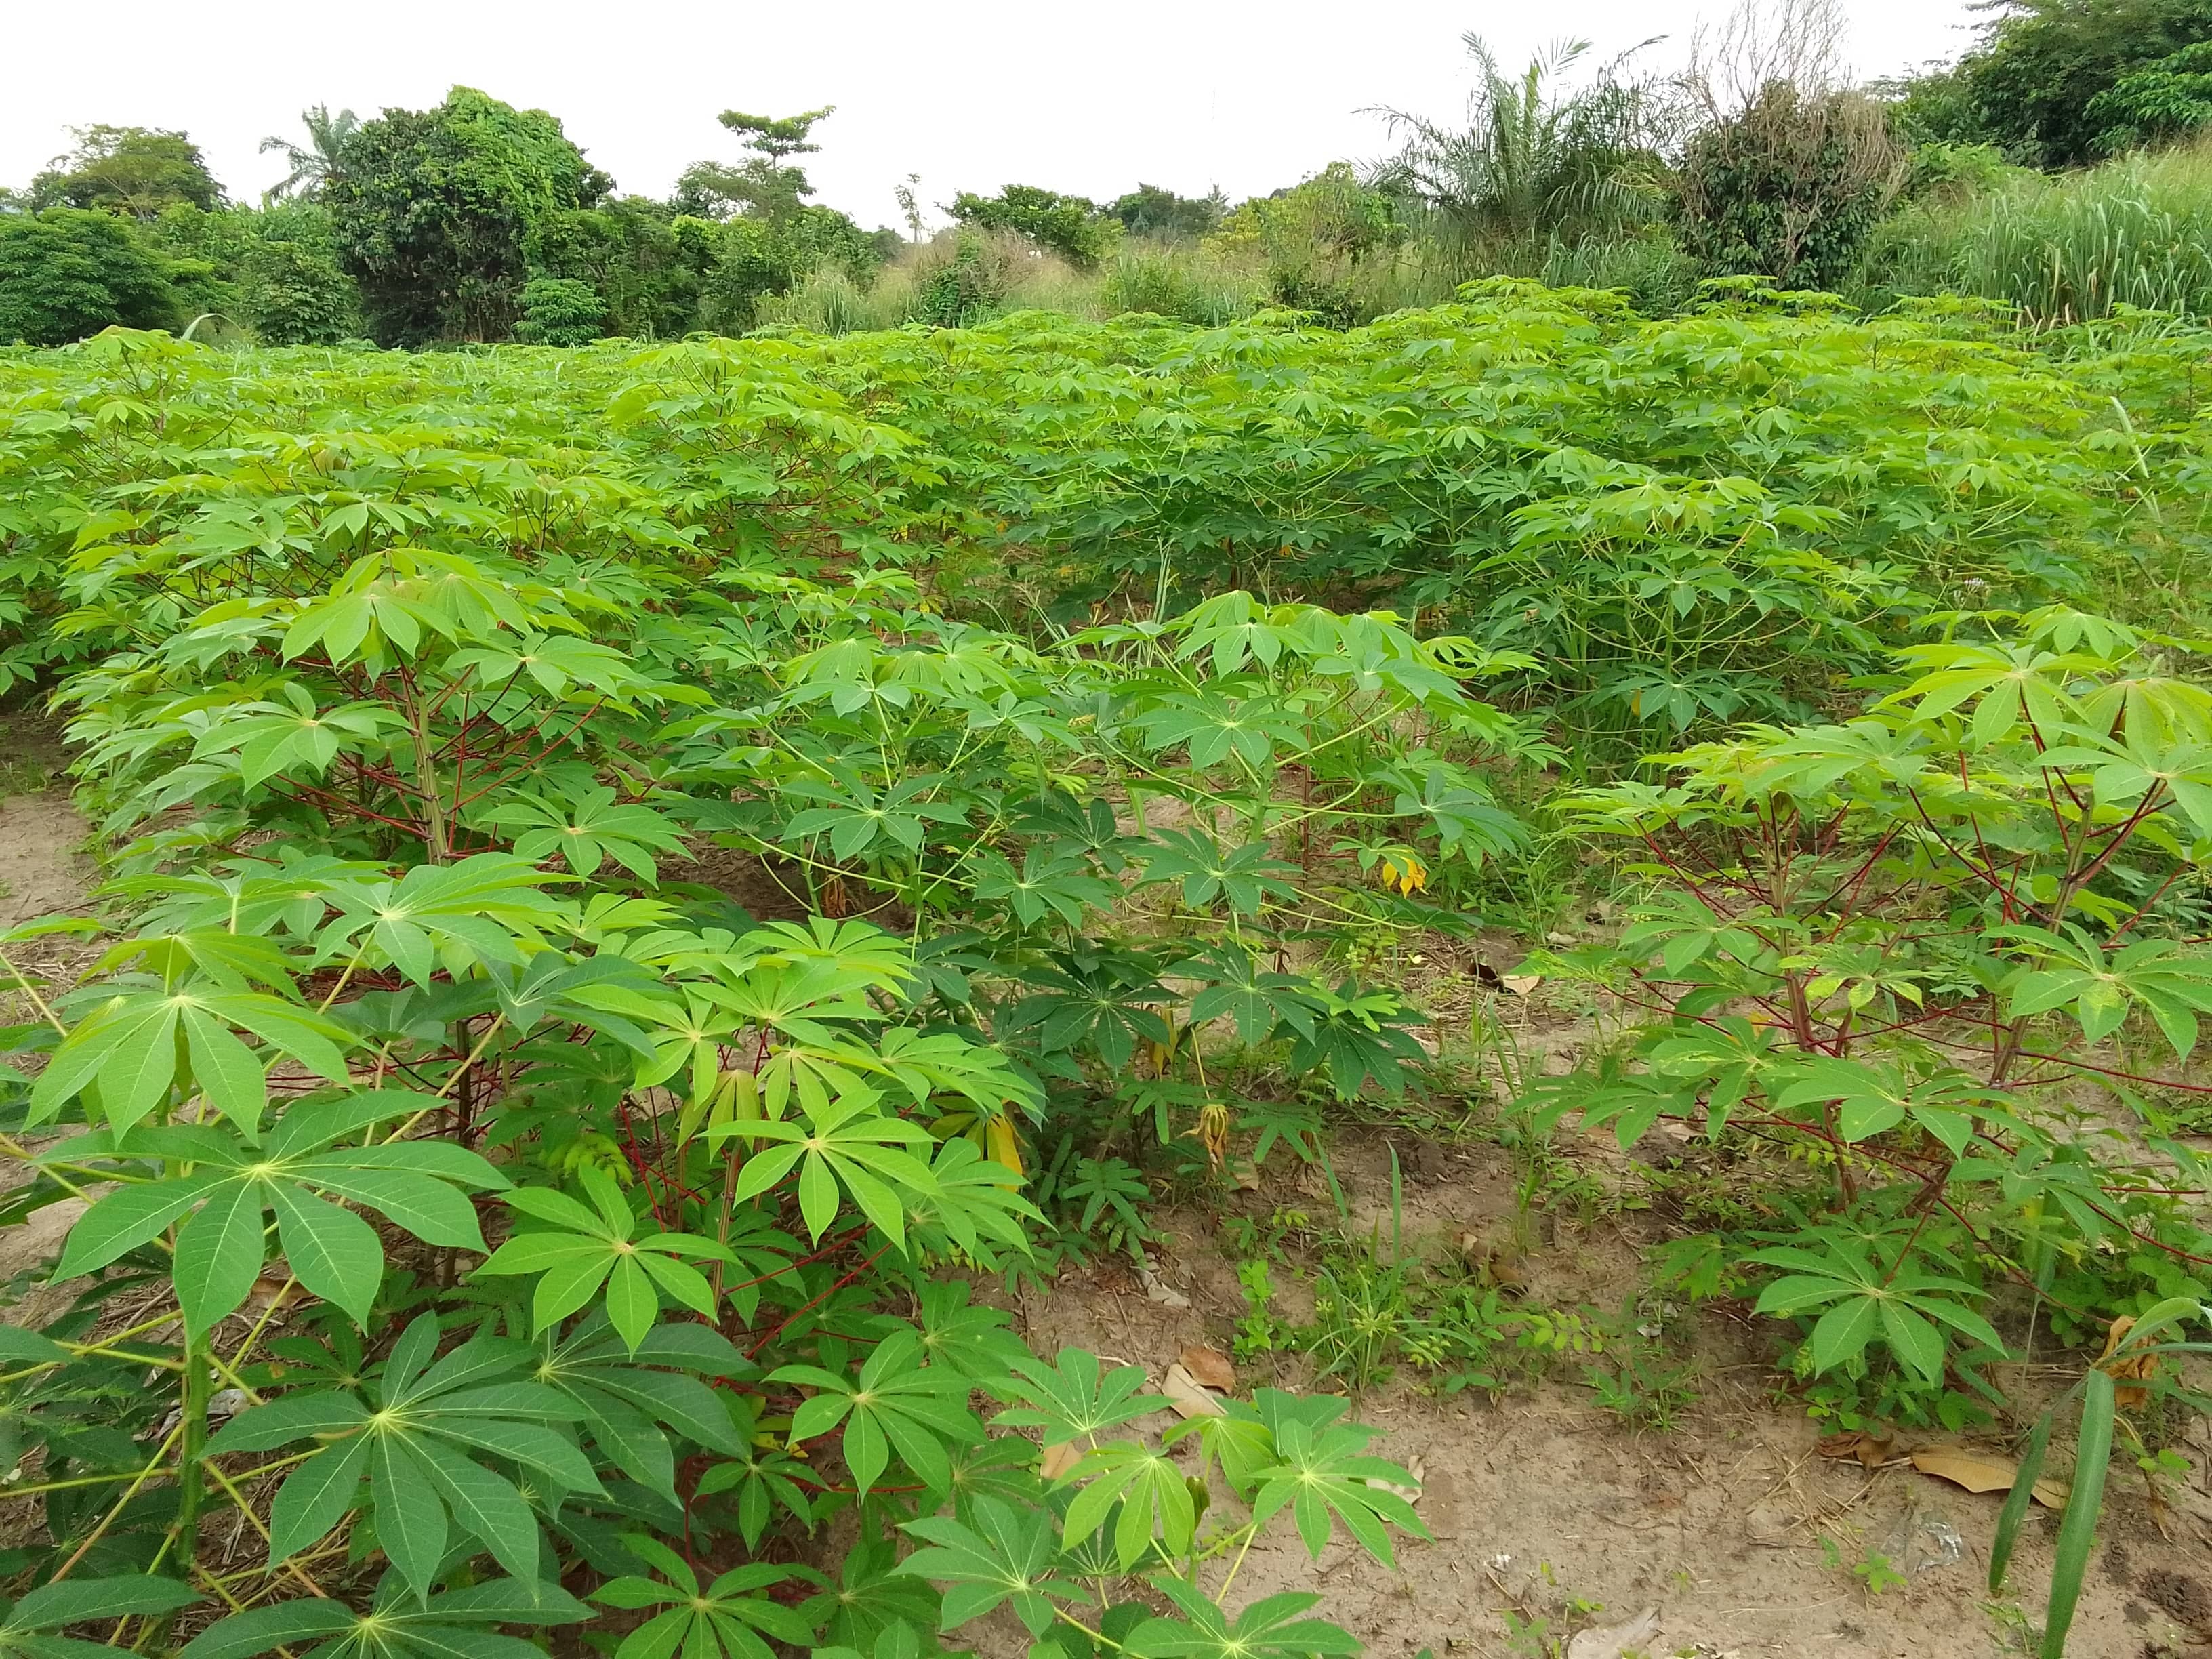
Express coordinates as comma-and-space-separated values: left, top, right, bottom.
514, 274, 607, 344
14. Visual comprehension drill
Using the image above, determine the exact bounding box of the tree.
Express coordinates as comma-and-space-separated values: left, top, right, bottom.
675, 106, 835, 224
1109, 184, 1226, 239
949, 185, 1116, 266
29, 126, 224, 219
326, 87, 611, 346
0, 209, 180, 344
259, 104, 361, 203
2082, 39, 2212, 148
1905, 0, 2212, 166
1370, 36, 1675, 250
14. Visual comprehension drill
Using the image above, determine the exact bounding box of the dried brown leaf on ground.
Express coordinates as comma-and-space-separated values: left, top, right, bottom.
1162, 1361, 1226, 1418
1816, 1429, 1900, 1469
1909, 1446, 2068, 1508
1040, 1441, 1082, 1481
1177, 1344, 1235, 1391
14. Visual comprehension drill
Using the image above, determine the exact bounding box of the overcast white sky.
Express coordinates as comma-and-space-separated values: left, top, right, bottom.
1, 0, 1983, 228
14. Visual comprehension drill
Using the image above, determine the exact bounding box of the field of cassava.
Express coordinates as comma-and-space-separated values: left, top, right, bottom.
2, 283, 2211, 1659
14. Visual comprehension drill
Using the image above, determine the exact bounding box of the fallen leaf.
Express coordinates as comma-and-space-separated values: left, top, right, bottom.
1566, 1607, 1661, 1659
1040, 1441, 1082, 1481
1818, 1429, 1899, 1469
1139, 1269, 1191, 1310
1178, 1345, 1235, 1392
1910, 1446, 2066, 1506
1910, 1446, 2015, 1492
1162, 1361, 1225, 1419
1502, 974, 1542, 996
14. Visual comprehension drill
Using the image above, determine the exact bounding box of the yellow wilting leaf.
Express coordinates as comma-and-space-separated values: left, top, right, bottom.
1375, 850, 1427, 896
2098, 1315, 2156, 1407
985, 1113, 1025, 1176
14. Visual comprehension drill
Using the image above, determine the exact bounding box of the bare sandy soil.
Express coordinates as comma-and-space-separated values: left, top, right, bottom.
1002, 1134, 2212, 1659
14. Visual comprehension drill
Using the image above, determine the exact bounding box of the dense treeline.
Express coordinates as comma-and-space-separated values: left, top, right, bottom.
18, 0, 2212, 347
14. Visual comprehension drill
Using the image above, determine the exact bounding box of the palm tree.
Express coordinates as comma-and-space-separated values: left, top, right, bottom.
1370, 37, 1678, 252
259, 104, 359, 204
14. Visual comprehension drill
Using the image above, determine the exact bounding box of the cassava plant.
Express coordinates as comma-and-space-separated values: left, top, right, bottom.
1537, 605, 2212, 1650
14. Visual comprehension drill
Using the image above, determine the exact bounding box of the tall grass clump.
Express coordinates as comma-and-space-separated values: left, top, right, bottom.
1870, 140, 2212, 321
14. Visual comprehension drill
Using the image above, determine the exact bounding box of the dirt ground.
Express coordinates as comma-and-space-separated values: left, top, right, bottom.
1006, 1132, 2212, 1659
1, 726, 2209, 1659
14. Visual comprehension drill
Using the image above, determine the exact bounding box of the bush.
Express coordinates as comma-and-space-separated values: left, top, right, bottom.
1677, 82, 1908, 291
514, 274, 607, 344
0, 208, 180, 344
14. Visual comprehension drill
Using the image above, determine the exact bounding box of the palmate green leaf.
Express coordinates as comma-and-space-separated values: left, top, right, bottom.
718, 1088, 938, 1247
767, 1329, 979, 1499
52, 1092, 505, 1334
1126, 1581, 1360, 1659
1249, 1418, 1429, 1567
971, 848, 1117, 929
1010, 951, 1172, 1071
1773, 1057, 1996, 1150
317, 855, 570, 989
780, 773, 966, 861
993, 1347, 1163, 1446
479, 785, 687, 883
1176, 944, 1324, 1045
697, 1396, 817, 1551
896, 1496, 1065, 1636
531, 1315, 754, 1498
1747, 1237, 2005, 1384
1127, 690, 1306, 771
1275, 980, 1428, 1101
474, 1166, 734, 1349
912, 1279, 1031, 1385
592, 1534, 816, 1659
799, 1536, 941, 1650
2001, 925, 2212, 1059
29, 985, 350, 1136
178, 1576, 590, 1659
1135, 827, 1298, 918
1061, 1441, 1197, 1569
211, 1314, 600, 1601
189, 691, 392, 792
910, 1139, 1045, 1263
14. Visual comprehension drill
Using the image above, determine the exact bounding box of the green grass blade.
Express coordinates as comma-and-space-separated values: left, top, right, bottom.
2041, 1370, 2114, 1659
1988, 1400, 2055, 1593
